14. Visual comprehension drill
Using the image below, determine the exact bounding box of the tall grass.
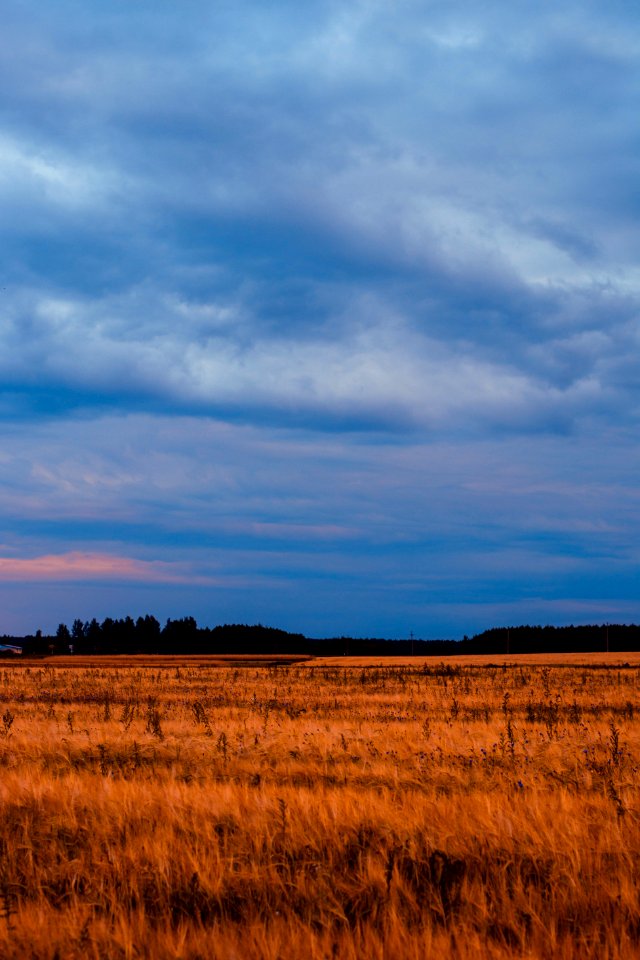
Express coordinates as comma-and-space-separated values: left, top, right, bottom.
0, 658, 638, 957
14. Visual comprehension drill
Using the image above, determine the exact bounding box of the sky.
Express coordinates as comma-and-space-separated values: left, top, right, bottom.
1, 0, 639, 639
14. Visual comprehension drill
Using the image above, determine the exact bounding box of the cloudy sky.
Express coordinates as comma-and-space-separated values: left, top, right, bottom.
1, 0, 638, 638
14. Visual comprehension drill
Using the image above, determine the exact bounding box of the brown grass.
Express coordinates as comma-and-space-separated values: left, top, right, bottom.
314, 651, 640, 666
0, 655, 639, 958
33, 654, 312, 669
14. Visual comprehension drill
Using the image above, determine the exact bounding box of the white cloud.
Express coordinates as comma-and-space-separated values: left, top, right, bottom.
0, 287, 607, 433
0, 133, 119, 212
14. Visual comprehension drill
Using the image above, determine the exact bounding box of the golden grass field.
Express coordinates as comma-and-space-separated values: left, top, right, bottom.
0, 653, 639, 958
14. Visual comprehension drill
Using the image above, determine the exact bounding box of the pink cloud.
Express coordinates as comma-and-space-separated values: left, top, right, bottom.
0, 552, 193, 583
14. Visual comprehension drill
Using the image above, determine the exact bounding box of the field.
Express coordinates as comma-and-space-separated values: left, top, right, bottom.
0, 654, 639, 958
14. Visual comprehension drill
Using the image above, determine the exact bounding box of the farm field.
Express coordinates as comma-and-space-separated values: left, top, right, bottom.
0, 656, 639, 958
312, 651, 640, 667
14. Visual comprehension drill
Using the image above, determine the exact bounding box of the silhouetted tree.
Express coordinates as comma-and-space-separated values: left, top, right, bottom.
136, 615, 161, 652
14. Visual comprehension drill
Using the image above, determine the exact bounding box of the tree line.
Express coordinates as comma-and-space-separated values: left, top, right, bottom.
3, 618, 639, 656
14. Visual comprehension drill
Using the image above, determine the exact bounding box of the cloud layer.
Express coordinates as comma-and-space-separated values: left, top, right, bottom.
1, 1, 639, 635
0, 551, 192, 583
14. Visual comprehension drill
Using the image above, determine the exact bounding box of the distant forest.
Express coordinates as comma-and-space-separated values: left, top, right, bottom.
3, 618, 640, 656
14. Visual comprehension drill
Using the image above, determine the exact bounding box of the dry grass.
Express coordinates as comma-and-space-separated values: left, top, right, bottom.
40, 654, 312, 669
0, 655, 639, 958
314, 651, 640, 667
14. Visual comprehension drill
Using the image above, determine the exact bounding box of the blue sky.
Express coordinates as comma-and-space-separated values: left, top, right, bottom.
1, 0, 639, 638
